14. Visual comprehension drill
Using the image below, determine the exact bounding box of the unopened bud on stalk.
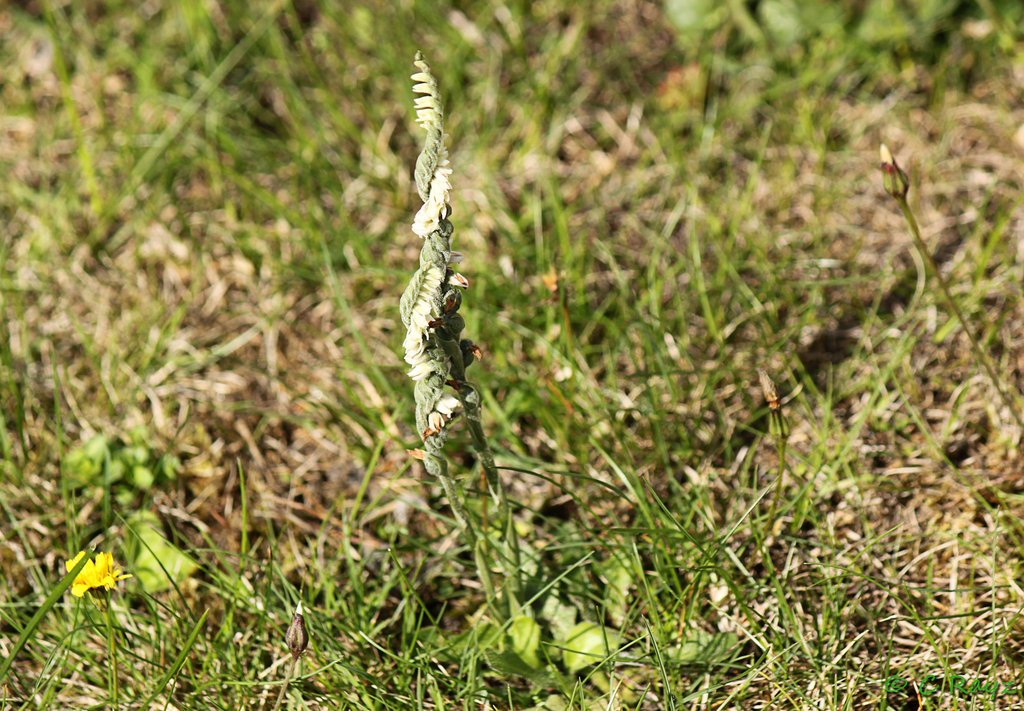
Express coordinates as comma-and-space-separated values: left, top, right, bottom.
879, 144, 910, 200
757, 367, 790, 440
285, 600, 309, 660
757, 368, 780, 412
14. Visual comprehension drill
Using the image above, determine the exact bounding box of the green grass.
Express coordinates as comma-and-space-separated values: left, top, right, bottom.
2, 0, 1024, 708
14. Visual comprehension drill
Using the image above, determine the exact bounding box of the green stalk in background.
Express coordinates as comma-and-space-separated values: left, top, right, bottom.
399, 53, 521, 620
879, 145, 1024, 432
758, 368, 790, 533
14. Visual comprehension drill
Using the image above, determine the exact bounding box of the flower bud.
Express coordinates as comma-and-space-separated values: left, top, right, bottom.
879, 144, 909, 200
756, 368, 780, 412
428, 411, 445, 432
285, 601, 309, 660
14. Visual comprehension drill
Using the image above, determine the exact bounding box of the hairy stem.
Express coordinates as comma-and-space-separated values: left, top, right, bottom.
445, 345, 522, 616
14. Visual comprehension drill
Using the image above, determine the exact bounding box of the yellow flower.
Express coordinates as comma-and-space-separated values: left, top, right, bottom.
65, 551, 133, 598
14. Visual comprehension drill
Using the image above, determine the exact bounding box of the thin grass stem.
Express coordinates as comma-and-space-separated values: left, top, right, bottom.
881, 145, 1024, 433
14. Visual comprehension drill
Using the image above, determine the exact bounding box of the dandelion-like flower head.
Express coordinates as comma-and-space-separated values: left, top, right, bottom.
65, 551, 133, 598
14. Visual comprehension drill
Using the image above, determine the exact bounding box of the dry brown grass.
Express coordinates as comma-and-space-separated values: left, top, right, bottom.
3, 1, 1024, 708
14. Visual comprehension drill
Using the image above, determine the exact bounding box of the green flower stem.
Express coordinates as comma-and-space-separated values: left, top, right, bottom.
440, 339, 522, 617
426, 447, 496, 604
895, 196, 1024, 432
466, 396, 523, 618
104, 595, 119, 708
765, 409, 789, 535
270, 656, 297, 711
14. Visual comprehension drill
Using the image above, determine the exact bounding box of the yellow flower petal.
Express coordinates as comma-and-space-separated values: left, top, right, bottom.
65, 551, 86, 573
64, 551, 132, 597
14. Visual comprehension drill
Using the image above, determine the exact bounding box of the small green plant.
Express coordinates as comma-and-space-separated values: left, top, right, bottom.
65, 427, 180, 504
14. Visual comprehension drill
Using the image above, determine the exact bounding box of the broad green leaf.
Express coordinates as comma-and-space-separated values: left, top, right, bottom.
127, 511, 198, 593
524, 694, 568, 711
669, 630, 739, 663
599, 557, 633, 627
540, 594, 578, 641
507, 615, 542, 669
758, 0, 804, 46
482, 647, 552, 684
664, 0, 725, 37
560, 622, 620, 673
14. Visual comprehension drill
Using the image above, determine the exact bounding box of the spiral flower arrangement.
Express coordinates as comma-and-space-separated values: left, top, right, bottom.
398, 53, 520, 618
399, 53, 472, 445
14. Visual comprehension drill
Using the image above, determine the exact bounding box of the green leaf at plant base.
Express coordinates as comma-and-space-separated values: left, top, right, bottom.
663, 0, 726, 38
127, 511, 198, 593
475, 618, 549, 681
524, 694, 570, 711
539, 594, 578, 641
472, 620, 504, 650
668, 629, 740, 663
483, 647, 552, 684
598, 557, 633, 628
757, 0, 805, 46
560, 622, 621, 674
507, 615, 543, 669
